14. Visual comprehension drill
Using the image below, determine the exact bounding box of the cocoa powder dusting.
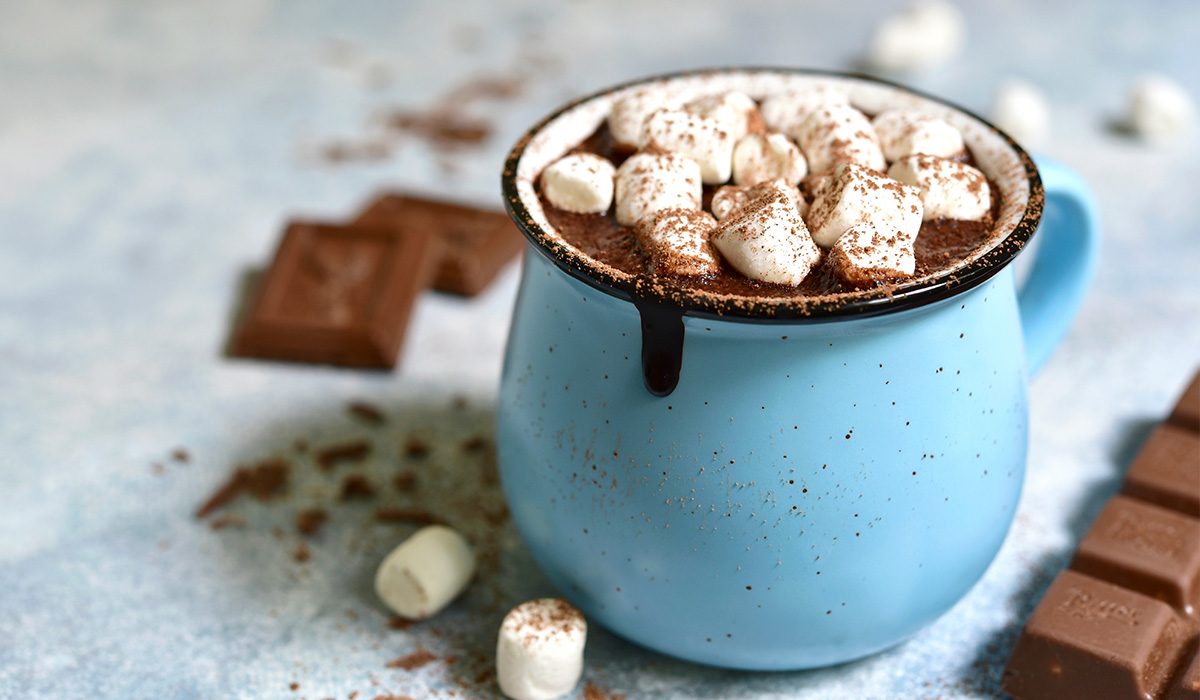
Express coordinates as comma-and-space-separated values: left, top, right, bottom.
196, 459, 290, 518
385, 649, 438, 670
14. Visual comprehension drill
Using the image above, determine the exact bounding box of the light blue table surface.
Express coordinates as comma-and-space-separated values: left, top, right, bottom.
1, 1, 1198, 698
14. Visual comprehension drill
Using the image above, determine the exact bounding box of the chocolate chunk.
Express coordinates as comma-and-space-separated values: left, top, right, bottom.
315, 440, 372, 471
230, 222, 438, 369
1122, 425, 1200, 517
1170, 371, 1200, 432
1002, 570, 1192, 700
354, 194, 523, 297
1070, 495, 1200, 615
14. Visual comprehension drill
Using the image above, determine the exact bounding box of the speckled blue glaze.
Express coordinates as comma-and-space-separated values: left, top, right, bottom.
497, 159, 1098, 670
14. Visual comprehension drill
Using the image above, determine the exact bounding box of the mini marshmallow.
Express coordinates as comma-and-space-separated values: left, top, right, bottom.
871, 110, 965, 162
608, 88, 689, 149
867, 0, 966, 73
990, 79, 1050, 146
685, 91, 763, 142
711, 179, 807, 221
711, 188, 821, 286
634, 208, 721, 277
759, 87, 851, 141
375, 524, 475, 620
1126, 74, 1195, 141
640, 108, 736, 185
796, 105, 887, 173
614, 149, 702, 226
540, 154, 616, 214
888, 154, 991, 221
496, 599, 586, 700
829, 219, 917, 288
806, 162, 923, 249
732, 132, 808, 186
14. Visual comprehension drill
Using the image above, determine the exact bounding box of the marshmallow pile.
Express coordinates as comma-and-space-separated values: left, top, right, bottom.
538, 84, 994, 289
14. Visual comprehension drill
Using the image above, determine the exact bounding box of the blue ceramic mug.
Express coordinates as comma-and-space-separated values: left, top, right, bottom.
497, 69, 1099, 670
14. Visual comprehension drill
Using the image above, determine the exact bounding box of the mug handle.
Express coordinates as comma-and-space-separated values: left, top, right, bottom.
1017, 156, 1102, 376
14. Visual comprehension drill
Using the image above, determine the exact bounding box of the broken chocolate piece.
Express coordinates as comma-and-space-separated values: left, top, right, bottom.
1170, 371, 1200, 432
230, 221, 438, 369
196, 459, 290, 518
354, 194, 524, 297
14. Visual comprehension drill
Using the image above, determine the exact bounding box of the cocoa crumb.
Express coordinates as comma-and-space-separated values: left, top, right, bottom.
387, 616, 414, 630
209, 514, 246, 531
296, 508, 329, 536
195, 458, 290, 518
402, 438, 430, 459
373, 507, 438, 524
461, 435, 490, 453
289, 682, 300, 691
339, 475, 377, 500
385, 649, 437, 670
348, 401, 386, 425
293, 541, 311, 562
171, 448, 190, 463
316, 440, 372, 471
393, 471, 418, 492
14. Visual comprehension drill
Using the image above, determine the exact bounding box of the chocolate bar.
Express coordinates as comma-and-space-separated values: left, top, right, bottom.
354, 194, 524, 297
230, 222, 438, 369
1002, 369, 1200, 700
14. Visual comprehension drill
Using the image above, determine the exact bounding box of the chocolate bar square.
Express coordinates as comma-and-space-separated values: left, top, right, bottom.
1122, 424, 1200, 518
230, 222, 437, 369
1170, 371, 1200, 432
354, 194, 524, 297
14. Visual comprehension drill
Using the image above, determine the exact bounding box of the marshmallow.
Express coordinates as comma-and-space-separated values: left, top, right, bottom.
806, 162, 923, 249
887, 155, 991, 221
829, 219, 917, 288
633, 208, 721, 277
867, 0, 966, 73
375, 525, 475, 620
732, 132, 808, 186
796, 105, 887, 173
871, 110, 965, 162
990, 79, 1050, 146
540, 154, 616, 214
711, 179, 807, 221
685, 91, 762, 142
614, 149, 702, 226
608, 88, 689, 149
759, 87, 851, 141
640, 108, 736, 185
711, 188, 821, 286
496, 599, 587, 700
1126, 74, 1195, 141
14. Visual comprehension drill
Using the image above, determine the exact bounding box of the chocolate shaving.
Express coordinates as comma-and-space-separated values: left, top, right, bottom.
373, 507, 438, 524
316, 440, 372, 471
196, 459, 290, 518
385, 649, 437, 670
339, 475, 377, 501
347, 401, 386, 425
296, 508, 328, 536
393, 471, 418, 492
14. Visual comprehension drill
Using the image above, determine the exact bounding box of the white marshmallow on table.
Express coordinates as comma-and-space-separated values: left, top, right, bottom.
685, 91, 762, 142
540, 154, 616, 214
607, 87, 689, 149
806, 162, 923, 249
712, 179, 807, 221
887, 154, 991, 221
990, 79, 1050, 146
829, 219, 917, 288
732, 132, 807, 186
614, 149, 702, 226
1126, 74, 1195, 141
496, 598, 587, 700
759, 87, 850, 141
871, 110, 965, 162
796, 104, 887, 174
867, 0, 966, 73
375, 525, 475, 620
639, 108, 736, 185
634, 208, 721, 277
711, 188, 821, 286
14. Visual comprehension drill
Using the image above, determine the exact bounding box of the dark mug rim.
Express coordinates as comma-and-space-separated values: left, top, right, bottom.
501, 67, 1045, 323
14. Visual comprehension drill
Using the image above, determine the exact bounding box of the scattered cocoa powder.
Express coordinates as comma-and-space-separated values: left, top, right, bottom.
209, 514, 246, 531
171, 448, 190, 463
387, 616, 414, 631
373, 507, 438, 525
402, 438, 429, 458
393, 471, 418, 492
296, 508, 329, 536
293, 541, 311, 563
348, 401, 386, 425
339, 475, 377, 500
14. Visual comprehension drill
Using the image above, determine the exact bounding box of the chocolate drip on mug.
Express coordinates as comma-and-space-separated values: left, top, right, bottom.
634, 299, 685, 397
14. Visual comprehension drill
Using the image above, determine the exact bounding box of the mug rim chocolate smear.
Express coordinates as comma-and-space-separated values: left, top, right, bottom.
502, 66, 1045, 324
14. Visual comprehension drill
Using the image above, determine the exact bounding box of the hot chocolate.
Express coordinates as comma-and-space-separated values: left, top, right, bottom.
533, 84, 1001, 301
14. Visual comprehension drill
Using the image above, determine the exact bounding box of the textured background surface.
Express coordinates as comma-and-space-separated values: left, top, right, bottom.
1, 1, 1198, 698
